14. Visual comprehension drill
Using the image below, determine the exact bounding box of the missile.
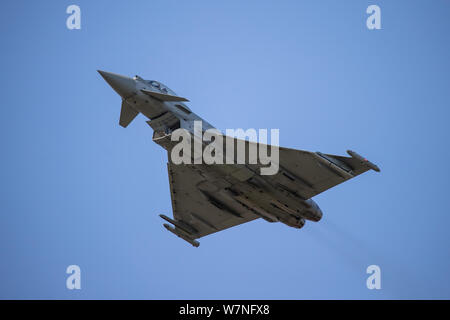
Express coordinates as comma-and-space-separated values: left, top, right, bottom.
346, 150, 380, 172
313, 152, 354, 179
163, 224, 200, 247
159, 214, 198, 235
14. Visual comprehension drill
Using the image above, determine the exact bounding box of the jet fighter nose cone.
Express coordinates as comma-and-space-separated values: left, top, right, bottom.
97, 70, 136, 98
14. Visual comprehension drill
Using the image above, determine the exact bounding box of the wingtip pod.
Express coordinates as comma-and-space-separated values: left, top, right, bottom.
159, 214, 200, 248
346, 150, 380, 172
163, 223, 200, 247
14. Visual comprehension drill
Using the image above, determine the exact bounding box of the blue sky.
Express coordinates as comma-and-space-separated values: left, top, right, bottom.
1, 0, 449, 299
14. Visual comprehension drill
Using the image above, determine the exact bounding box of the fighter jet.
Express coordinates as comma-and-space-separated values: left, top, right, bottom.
98, 70, 380, 247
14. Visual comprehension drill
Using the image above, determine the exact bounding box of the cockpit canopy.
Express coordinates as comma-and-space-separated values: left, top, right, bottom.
133, 75, 177, 96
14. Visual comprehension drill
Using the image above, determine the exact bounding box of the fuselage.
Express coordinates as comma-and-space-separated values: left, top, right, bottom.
99, 71, 323, 229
